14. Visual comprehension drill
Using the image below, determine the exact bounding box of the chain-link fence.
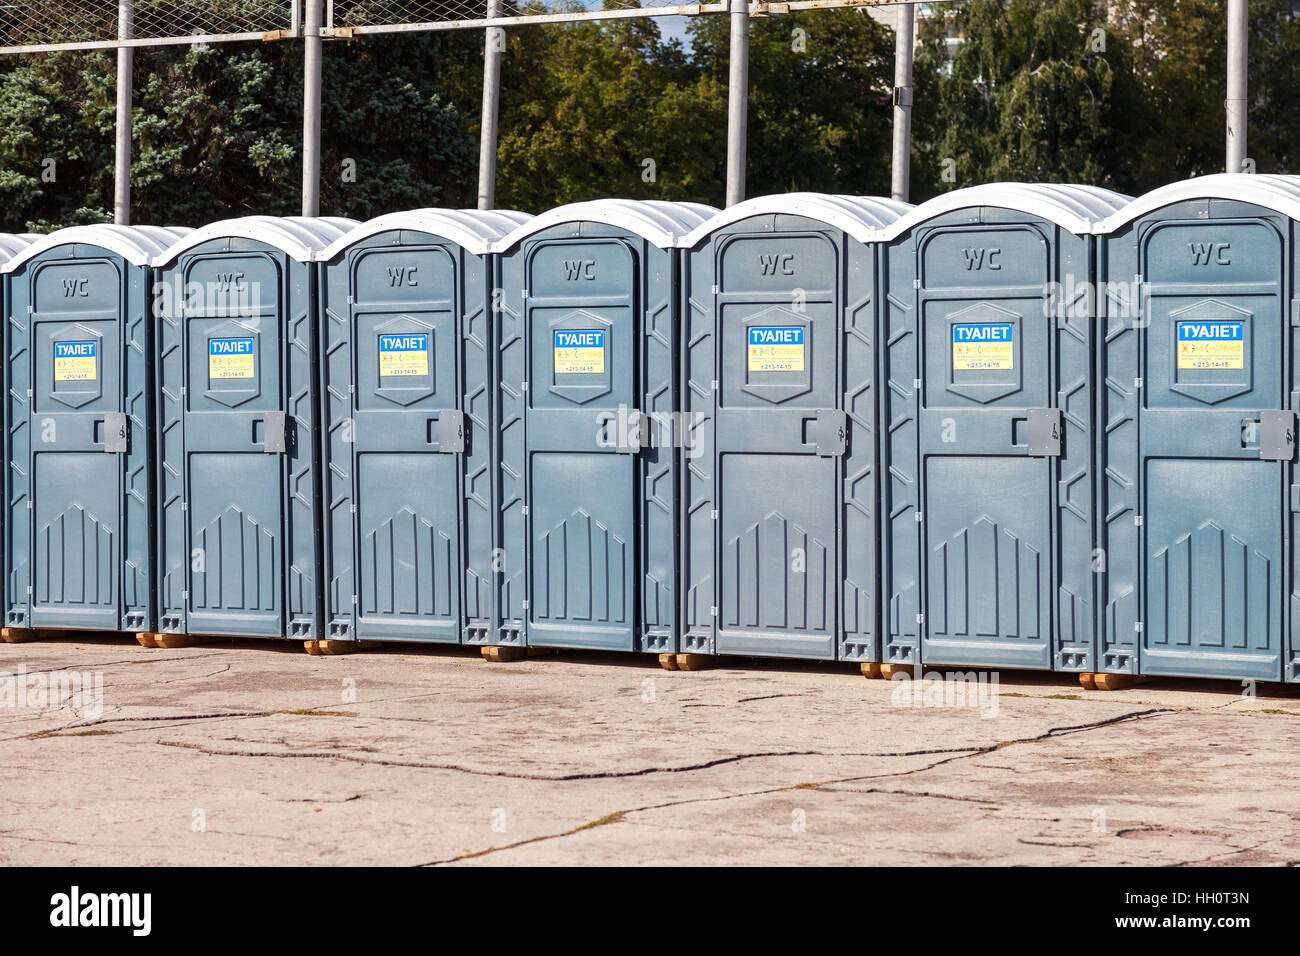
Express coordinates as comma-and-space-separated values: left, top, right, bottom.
1, 0, 894, 53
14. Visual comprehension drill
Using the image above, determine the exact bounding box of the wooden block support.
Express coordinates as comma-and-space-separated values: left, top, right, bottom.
1077, 672, 1097, 691
674, 653, 711, 671
1081, 672, 1158, 691
658, 653, 679, 671
0, 627, 36, 643
154, 633, 202, 649
481, 645, 528, 663
304, 639, 381, 656
879, 662, 917, 680
135, 633, 159, 648
859, 662, 883, 679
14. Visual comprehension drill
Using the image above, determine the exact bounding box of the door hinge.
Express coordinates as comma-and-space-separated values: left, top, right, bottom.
1026, 408, 1063, 457
438, 410, 465, 453
263, 411, 288, 453
103, 412, 128, 453
1259, 410, 1296, 461
815, 409, 847, 457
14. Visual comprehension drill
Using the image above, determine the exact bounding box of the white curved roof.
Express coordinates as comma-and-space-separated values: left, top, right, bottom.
153, 216, 360, 266
1, 224, 192, 273
682, 193, 913, 248
880, 182, 1132, 240
0, 233, 37, 267
318, 208, 533, 261
495, 199, 719, 252
1097, 173, 1300, 232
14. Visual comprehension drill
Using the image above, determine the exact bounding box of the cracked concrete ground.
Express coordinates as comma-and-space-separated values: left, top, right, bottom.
2, 636, 1299, 866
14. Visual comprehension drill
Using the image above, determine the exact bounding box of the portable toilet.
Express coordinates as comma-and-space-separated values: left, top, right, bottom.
1096, 174, 1300, 683
315, 209, 532, 646
676, 194, 911, 662
0, 225, 190, 640
151, 216, 357, 644
877, 184, 1130, 674
492, 200, 716, 655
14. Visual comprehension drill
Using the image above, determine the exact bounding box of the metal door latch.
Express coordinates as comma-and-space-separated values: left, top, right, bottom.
1259, 410, 1296, 461
103, 412, 128, 453
263, 411, 288, 453
438, 411, 465, 453
607, 408, 650, 454
816, 409, 848, 457
1026, 408, 1063, 457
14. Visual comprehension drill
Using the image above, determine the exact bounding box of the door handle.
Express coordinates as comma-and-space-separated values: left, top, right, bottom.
100, 412, 128, 453
803, 409, 847, 457
1025, 408, 1062, 457
1258, 410, 1296, 461
259, 412, 287, 453
599, 408, 649, 454
434, 411, 465, 453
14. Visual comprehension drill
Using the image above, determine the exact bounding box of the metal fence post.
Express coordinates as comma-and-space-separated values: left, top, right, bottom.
725, 0, 749, 207
114, 0, 134, 225
890, 1, 914, 203
303, 0, 323, 216
1225, 0, 1247, 173
478, 0, 503, 210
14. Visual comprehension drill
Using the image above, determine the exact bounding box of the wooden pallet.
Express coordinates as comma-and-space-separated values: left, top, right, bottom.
1, 627, 132, 644
655, 653, 712, 671
304, 639, 384, 656
1079, 672, 1158, 691
859, 662, 921, 679
480, 646, 560, 663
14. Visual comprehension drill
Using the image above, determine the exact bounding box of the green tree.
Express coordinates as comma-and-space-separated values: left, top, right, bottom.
915, 0, 1151, 197
0, 34, 478, 231
687, 10, 898, 198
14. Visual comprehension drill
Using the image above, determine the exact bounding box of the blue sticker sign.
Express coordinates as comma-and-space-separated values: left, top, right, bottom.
554, 329, 605, 374
952, 323, 1014, 370
209, 337, 255, 379
54, 341, 97, 382
1177, 321, 1244, 369
379, 333, 429, 377
748, 326, 805, 372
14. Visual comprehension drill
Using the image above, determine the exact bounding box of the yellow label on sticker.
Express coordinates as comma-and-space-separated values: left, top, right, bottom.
379, 334, 429, 377
952, 323, 1014, 371
748, 327, 804, 372
1177, 321, 1244, 369
209, 337, 255, 379
54, 341, 97, 382
554, 330, 605, 374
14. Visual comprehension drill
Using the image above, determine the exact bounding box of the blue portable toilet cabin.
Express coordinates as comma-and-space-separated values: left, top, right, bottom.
877, 183, 1130, 674
315, 208, 532, 645
1095, 174, 1300, 683
0, 234, 34, 638
676, 194, 911, 662
492, 200, 716, 654
151, 216, 357, 642
0, 225, 190, 638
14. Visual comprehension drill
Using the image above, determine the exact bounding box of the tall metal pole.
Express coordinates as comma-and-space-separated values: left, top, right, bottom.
1225, 0, 1247, 173
113, 0, 134, 225
890, 1, 915, 202
725, 0, 749, 207
478, 0, 503, 210
302, 0, 323, 216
